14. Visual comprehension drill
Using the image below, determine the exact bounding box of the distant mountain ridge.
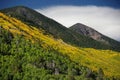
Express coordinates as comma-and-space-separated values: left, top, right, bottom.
70, 23, 120, 51
70, 23, 107, 43
1, 6, 120, 51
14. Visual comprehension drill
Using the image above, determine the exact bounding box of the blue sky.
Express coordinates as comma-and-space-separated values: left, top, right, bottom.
0, 0, 120, 9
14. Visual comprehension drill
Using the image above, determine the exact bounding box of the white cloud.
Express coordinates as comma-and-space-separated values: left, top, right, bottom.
35, 6, 120, 41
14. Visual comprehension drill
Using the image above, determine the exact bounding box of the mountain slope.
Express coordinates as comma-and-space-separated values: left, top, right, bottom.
70, 23, 120, 51
1, 6, 119, 51
0, 12, 120, 79
70, 23, 107, 43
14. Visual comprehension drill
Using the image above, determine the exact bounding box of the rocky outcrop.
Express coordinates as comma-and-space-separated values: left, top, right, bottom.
70, 23, 109, 44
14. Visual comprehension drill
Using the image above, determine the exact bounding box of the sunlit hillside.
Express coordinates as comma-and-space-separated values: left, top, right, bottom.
0, 12, 120, 78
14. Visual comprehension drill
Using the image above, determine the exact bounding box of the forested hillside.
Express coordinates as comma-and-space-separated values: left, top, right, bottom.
1, 6, 120, 52
0, 12, 120, 80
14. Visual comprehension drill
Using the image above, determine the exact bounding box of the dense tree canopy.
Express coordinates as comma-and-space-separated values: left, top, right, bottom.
0, 27, 111, 80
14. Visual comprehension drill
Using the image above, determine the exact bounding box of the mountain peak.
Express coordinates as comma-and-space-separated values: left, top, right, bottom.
10, 5, 28, 9
70, 23, 103, 40
0, 6, 47, 26
1, 6, 33, 15
70, 23, 97, 33
1, 6, 30, 13
4, 5, 30, 10
73, 23, 89, 27
70, 23, 120, 48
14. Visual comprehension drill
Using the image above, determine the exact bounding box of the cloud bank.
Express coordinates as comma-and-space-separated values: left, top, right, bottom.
35, 6, 120, 41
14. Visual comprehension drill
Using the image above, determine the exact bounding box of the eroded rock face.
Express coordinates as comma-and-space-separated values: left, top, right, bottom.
70, 23, 109, 44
